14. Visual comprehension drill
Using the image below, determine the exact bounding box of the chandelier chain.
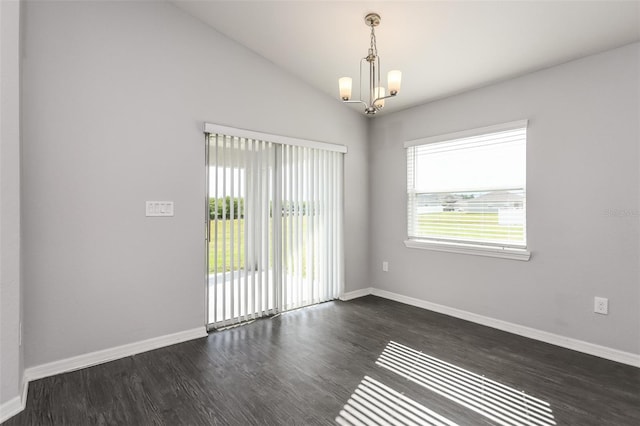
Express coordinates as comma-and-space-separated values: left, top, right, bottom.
370, 26, 378, 57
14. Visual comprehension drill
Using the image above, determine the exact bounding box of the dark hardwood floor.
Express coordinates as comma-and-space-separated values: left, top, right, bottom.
5, 296, 640, 425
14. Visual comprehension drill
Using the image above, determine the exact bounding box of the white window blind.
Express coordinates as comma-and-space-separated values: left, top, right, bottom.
208, 134, 276, 326
281, 144, 343, 311
207, 130, 344, 327
406, 122, 527, 250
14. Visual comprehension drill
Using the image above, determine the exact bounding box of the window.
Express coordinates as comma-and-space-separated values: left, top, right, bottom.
405, 120, 529, 260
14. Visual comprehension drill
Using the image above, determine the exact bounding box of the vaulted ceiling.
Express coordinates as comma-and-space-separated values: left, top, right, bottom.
174, 1, 640, 115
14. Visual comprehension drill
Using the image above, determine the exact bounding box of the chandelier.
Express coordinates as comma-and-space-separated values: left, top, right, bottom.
338, 13, 402, 115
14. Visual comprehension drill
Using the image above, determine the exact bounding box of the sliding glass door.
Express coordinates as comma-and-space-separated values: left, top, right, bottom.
206, 130, 343, 328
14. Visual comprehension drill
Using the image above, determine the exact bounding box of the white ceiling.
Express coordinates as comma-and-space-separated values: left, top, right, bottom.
173, 1, 640, 116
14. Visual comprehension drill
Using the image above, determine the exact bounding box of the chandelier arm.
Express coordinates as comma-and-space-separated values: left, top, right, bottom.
369, 54, 375, 107
372, 94, 396, 111
343, 100, 368, 106
377, 55, 381, 102
373, 94, 397, 102
359, 57, 365, 105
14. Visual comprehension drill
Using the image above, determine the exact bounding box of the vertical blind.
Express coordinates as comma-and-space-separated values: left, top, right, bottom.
280, 144, 343, 311
208, 135, 276, 326
207, 132, 344, 327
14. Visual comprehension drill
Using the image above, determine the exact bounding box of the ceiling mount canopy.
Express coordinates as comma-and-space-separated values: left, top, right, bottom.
338, 12, 402, 115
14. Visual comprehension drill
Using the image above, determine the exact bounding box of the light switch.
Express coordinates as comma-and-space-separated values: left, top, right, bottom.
146, 201, 174, 217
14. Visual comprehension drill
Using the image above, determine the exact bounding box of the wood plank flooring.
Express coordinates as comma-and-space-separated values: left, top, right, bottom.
4, 296, 640, 425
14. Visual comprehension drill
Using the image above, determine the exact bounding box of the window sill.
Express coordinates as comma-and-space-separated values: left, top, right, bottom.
404, 239, 531, 261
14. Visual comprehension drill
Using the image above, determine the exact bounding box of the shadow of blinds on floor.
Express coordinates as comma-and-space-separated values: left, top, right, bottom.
336, 375, 460, 426
376, 341, 556, 426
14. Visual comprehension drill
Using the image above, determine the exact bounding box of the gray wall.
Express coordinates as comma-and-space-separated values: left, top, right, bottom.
21, 0, 368, 368
369, 43, 640, 354
0, 0, 24, 407
10, 0, 638, 399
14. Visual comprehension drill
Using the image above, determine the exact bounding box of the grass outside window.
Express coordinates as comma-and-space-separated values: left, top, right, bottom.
417, 212, 524, 245
208, 218, 311, 274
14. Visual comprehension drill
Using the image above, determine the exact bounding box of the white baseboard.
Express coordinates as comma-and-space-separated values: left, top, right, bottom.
0, 395, 22, 424
24, 327, 207, 382
340, 287, 373, 301
347, 287, 640, 368
0, 379, 28, 424
1, 327, 206, 423
2, 327, 206, 423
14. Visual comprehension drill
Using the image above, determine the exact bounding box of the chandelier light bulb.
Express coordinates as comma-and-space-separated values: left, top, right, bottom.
388, 70, 402, 95
339, 77, 352, 101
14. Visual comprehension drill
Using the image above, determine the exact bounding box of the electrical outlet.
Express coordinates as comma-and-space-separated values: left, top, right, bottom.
594, 297, 608, 315
382, 261, 389, 272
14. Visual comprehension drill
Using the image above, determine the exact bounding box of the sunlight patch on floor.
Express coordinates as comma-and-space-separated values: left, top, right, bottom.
376, 341, 556, 426
336, 375, 460, 426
